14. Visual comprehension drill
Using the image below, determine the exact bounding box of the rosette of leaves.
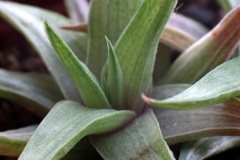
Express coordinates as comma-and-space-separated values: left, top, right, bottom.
1, 0, 240, 159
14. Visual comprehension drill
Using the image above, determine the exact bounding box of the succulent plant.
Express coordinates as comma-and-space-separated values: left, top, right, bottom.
1, 0, 240, 159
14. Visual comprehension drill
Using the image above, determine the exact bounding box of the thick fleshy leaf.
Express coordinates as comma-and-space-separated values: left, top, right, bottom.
19, 101, 135, 160
218, 0, 240, 57
61, 22, 195, 53
167, 13, 208, 39
160, 13, 208, 52
144, 56, 240, 110
161, 27, 196, 52
153, 44, 172, 84
151, 85, 240, 145
0, 126, 100, 159
156, 99, 240, 145
116, 0, 177, 113
0, 125, 37, 157
152, 84, 191, 100
106, 37, 124, 110
159, 5, 240, 84
0, 1, 83, 101
87, 0, 144, 79
56, 29, 88, 63
179, 136, 240, 160
101, 69, 109, 100
0, 69, 63, 117
45, 21, 111, 109
64, 0, 89, 24
91, 109, 175, 160
70, 13, 206, 53
0, 0, 88, 61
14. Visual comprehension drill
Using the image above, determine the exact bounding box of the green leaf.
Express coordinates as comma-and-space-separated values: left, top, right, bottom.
159, 5, 240, 84
151, 84, 240, 144
87, 0, 144, 79
0, 1, 83, 101
218, 0, 240, 57
0, 125, 37, 157
179, 136, 240, 160
116, 0, 177, 113
160, 13, 208, 52
167, 13, 208, 39
0, 69, 63, 117
45, 21, 111, 109
106, 37, 124, 110
0, 125, 100, 159
144, 57, 240, 110
154, 98, 240, 145
91, 109, 175, 160
161, 27, 196, 52
19, 100, 135, 160
152, 84, 191, 100
56, 30, 88, 63
101, 69, 109, 99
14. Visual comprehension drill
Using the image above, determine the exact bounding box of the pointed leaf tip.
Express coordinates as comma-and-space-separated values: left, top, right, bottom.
44, 21, 111, 109
105, 36, 112, 48
106, 36, 125, 110
149, 56, 240, 110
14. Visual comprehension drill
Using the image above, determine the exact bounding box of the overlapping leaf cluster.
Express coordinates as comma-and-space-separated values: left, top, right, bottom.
0, 0, 240, 159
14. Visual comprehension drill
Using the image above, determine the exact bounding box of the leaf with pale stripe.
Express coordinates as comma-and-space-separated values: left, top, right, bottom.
167, 13, 208, 39
218, 0, 240, 57
150, 84, 240, 145
159, 5, 240, 84
0, 125, 37, 157
157, 101, 240, 145
91, 109, 175, 160
87, 0, 144, 79
0, 1, 86, 101
0, 69, 63, 117
19, 100, 135, 160
0, 125, 102, 159
144, 57, 240, 110
45, 21, 111, 109
115, 0, 177, 113
160, 13, 208, 52
106, 37, 124, 110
